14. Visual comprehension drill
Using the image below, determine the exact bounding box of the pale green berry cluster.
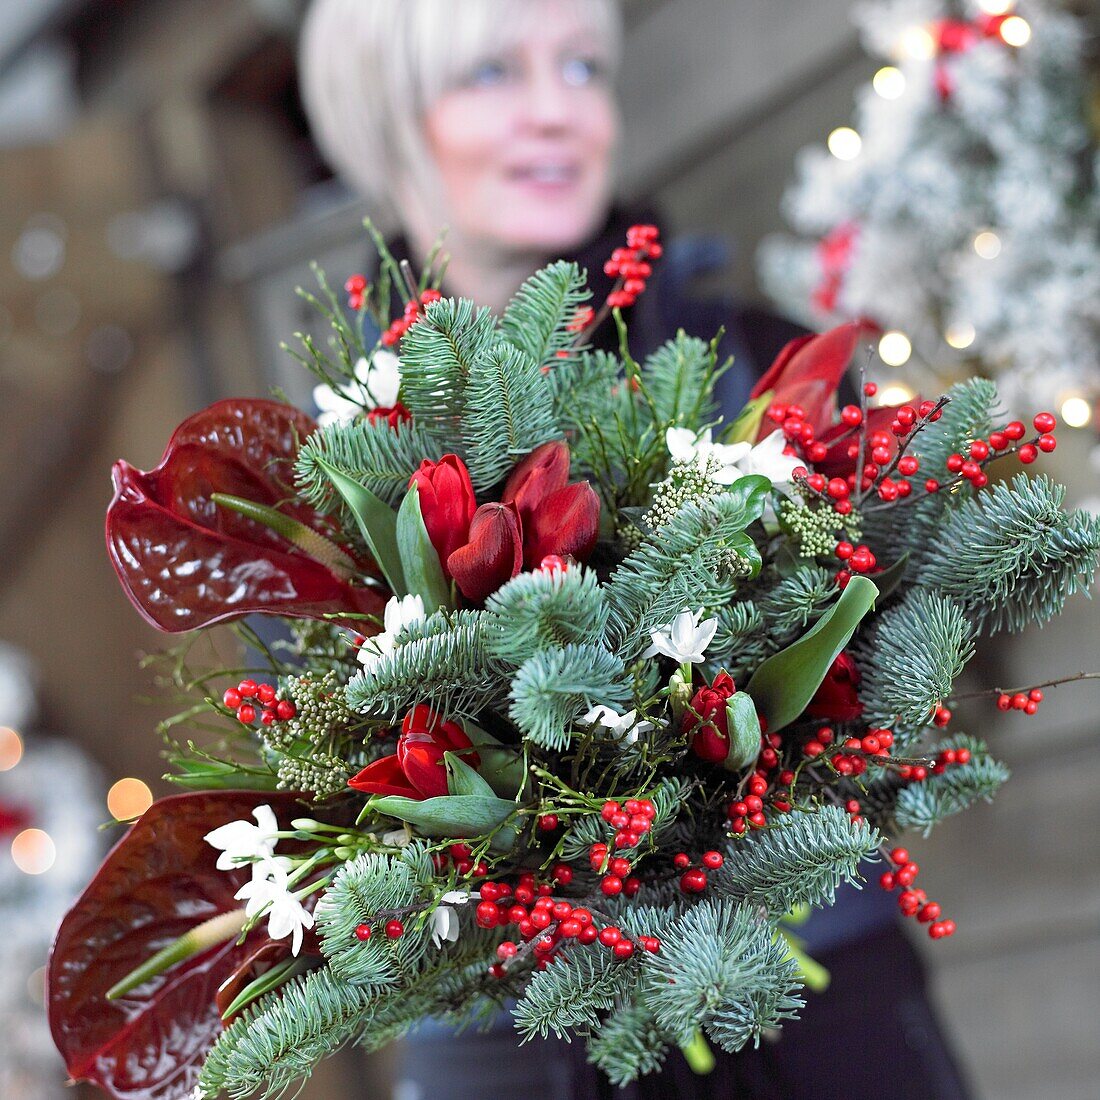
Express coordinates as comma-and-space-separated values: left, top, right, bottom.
643, 459, 723, 532
780, 499, 862, 560
276, 751, 349, 799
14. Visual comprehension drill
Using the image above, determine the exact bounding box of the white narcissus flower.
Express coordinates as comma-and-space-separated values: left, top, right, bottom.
666, 427, 751, 485
234, 855, 315, 957
358, 593, 426, 671
313, 351, 403, 427
642, 609, 718, 664
204, 804, 280, 871
431, 890, 470, 947
580, 705, 655, 744
736, 430, 805, 491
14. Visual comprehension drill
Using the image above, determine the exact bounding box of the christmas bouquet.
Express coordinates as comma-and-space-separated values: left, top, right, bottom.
48, 228, 1099, 1099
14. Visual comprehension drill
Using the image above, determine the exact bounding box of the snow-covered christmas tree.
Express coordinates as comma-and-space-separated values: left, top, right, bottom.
758, 0, 1100, 417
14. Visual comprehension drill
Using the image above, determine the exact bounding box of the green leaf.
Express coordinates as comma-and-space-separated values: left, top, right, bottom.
723, 392, 772, 445
458, 721, 525, 798
367, 793, 517, 844
396, 483, 452, 612
443, 751, 497, 798
745, 575, 878, 732
313, 456, 405, 595
723, 691, 761, 770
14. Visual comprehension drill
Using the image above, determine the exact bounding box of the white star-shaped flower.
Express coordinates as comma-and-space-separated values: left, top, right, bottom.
666, 427, 751, 485
204, 804, 280, 871
313, 351, 402, 427
234, 855, 315, 956
642, 609, 718, 664
358, 593, 426, 671
580, 705, 655, 744
430, 890, 470, 947
736, 430, 804, 491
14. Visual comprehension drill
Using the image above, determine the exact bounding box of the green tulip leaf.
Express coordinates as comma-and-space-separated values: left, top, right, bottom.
367, 793, 517, 845
314, 456, 405, 595
396, 483, 453, 613
745, 575, 878, 732
723, 691, 762, 771
443, 752, 496, 799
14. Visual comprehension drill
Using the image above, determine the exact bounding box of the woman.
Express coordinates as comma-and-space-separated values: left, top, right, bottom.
298, 2, 970, 1097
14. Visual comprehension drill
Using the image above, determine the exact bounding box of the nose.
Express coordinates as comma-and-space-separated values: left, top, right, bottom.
518, 62, 573, 133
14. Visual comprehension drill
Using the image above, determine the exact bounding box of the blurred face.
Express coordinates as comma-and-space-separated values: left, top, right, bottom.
420, 1, 619, 257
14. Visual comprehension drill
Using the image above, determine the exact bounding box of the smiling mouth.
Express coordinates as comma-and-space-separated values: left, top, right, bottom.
509, 164, 582, 185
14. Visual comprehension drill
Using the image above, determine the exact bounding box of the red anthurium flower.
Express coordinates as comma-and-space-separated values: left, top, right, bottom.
409, 454, 478, 581
367, 402, 412, 430
502, 440, 571, 532
447, 502, 524, 603
348, 705, 480, 800
48, 791, 307, 1100
106, 399, 386, 633
807, 652, 865, 722
521, 481, 601, 568
682, 672, 737, 763
750, 321, 877, 441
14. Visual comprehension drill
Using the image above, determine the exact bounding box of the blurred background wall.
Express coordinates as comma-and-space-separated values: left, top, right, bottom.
0, 1, 1097, 1097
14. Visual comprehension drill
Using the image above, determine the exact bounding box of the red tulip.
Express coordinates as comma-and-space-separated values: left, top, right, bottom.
521, 481, 601, 568
806, 652, 864, 722
502, 440, 571, 532
409, 454, 477, 580
750, 322, 876, 441
447, 502, 524, 603
348, 705, 480, 800
367, 402, 412, 430
106, 399, 386, 633
682, 672, 738, 763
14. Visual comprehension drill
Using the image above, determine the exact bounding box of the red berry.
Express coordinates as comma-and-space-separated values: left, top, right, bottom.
613, 940, 636, 959
275, 699, 296, 721
601, 800, 620, 822
1018, 444, 1038, 464
864, 382, 878, 396
237, 679, 258, 698
236, 704, 256, 724
538, 814, 558, 832
898, 455, 920, 476
598, 926, 622, 947
702, 851, 724, 870
946, 454, 964, 473
223, 688, 242, 709
354, 924, 372, 941
890, 847, 910, 866
880, 871, 896, 890
1037, 434, 1056, 453
1033, 412, 1056, 433
256, 683, 277, 705
969, 440, 990, 461
841, 405, 863, 427
917, 902, 942, 924
601, 875, 623, 897
1004, 421, 1026, 441
385, 919, 405, 939
679, 869, 707, 894
578, 925, 599, 944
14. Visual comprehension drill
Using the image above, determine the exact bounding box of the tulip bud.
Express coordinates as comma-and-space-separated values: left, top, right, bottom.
521, 481, 600, 568
409, 454, 477, 580
447, 502, 524, 603
682, 673, 737, 763
502, 441, 571, 532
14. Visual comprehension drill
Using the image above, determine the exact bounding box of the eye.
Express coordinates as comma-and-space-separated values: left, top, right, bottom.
561, 55, 607, 87
465, 58, 511, 88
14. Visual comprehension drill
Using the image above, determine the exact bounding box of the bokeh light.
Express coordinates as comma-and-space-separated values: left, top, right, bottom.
827, 127, 862, 161
0, 726, 23, 771
878, 382, 916, 406
878, 331, 913, 367
999, 16, 1031, 47
899, 26, 936, 61
107, 777, 154, 821
1060, 396, 1091, 429
11, 828, 56, 875
873, 66, 907, 100
945, 322, 976, 350
973, 231, 1002, 259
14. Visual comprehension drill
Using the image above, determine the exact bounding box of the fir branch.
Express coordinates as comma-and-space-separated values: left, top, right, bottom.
894, 734, 1009, 835
513, 944, 632, 1041
707, 601, 768, 680
315, 847, 434, 988
347, 612, 507, 720
640, 330, 718, 428
605, 487, 766, 659
294, 419, 444, 511
712, 805, 881, 914
547, 348, 622, 437
639, 899, 803, 1049
918, 474, 1099, 633
398, 298, 496, 440
499, 260, 591, 369
483, 567, 609, 666
756, 566, 838, 639
855, 590, 975, 740
508, 644, 632, 752
586, 1004, 669, 1087
460, 340, 561, 490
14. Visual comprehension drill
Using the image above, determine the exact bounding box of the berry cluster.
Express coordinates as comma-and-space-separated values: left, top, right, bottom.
896, 744, 971, 783
674, 849, 725, 895
879, 847, 956, 940
603, 224, 661, 310
223, 679, 296, 726
590, 847, 643, 898
944, 412, 1057, 484
597, 797, 658, 850
726, 770, 781, 835
344, 273, 368, 311
996, 687, 1045, 715
381, 288, 443, 347
803, 725, 896, 777
431, 842, 489, 879
354, 919, 405, 942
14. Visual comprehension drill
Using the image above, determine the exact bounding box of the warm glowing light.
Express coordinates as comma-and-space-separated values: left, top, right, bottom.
11, 828, 56, 875
878, 331, 913, 367
827, 127, 862, 161
1060, 396, 1092, 429
973, 231, 1002, 259
999, 16, 1031, 47
977, 0, 1014, 14
878, 383, 916, 406
945, 322, 976, 350
0, 726, 23, 771
899, 26, 936, 60
873, 66, 907, 99
108, 777, 154, 821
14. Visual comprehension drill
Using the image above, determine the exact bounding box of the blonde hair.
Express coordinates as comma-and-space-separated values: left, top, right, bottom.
299, 0, 623, 228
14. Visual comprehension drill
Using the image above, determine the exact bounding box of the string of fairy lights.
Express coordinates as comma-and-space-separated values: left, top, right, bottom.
818, 0, 1094, 429
1, 723, 152, 877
